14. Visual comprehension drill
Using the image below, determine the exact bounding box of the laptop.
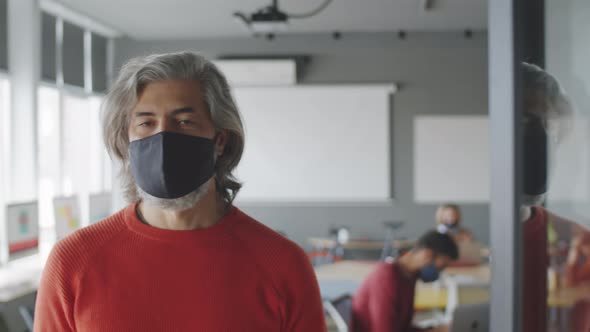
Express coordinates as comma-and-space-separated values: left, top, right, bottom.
449, 303, 489, 332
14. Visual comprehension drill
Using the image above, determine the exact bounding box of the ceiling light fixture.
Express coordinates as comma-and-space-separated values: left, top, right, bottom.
420, 0, 435, 11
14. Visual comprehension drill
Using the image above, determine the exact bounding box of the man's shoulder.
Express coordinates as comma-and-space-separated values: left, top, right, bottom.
372, 261, 398, 279
229, 207, 309, 262
356, 261, 401, 301
48, 208, 129, 274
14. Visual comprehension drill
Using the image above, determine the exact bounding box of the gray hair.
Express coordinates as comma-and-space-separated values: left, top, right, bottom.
101, 51, 245, 204
521, 63, 573, 206
522, 62, 573, 142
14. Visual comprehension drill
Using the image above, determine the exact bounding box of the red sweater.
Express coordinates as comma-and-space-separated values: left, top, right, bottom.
523, 206, 549, 332
34, 204, 326, 332
351, 261, 417, 332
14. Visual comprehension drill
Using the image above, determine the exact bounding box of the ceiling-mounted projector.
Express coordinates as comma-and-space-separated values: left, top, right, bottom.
234, 0, 333, 35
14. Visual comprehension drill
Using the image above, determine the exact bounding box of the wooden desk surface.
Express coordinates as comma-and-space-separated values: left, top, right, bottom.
315, 261, 490, 283
0, 256, 43, 302
548, 283, 590, 308
315, 260, 376, 281
308, 238, 416, 250
316, 261, 590, 309
414, 284, 490, 310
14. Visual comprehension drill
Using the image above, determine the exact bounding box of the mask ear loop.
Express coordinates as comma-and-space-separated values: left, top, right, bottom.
212, 131, 224, 174
213, 131, 222, 157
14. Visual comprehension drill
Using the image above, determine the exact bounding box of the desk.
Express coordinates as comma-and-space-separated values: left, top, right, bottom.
443, 265, 490, 283
548, 283, 590, 308
315, 261, 490, 283
0, 255, 43, 303
0, 256, 42, 332
308, 238, 415, 251
316, 261, 590, 310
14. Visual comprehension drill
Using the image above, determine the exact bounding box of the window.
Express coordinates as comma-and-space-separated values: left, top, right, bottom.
0, 75, 9, 202
37, 11, 112, 252
37, 85, 60, 229
37, 86, 111, 230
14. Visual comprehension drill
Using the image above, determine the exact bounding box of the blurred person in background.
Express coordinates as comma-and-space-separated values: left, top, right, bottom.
352, 230, 459, 332
435, 203, 474, 243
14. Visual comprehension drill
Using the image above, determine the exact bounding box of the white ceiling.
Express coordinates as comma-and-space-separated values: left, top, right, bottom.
53, 0, 487, 40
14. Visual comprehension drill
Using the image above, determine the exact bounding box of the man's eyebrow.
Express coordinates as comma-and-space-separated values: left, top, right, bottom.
132, 107, 195, 118
170, 107, 195, 116
133, 111, 156, 117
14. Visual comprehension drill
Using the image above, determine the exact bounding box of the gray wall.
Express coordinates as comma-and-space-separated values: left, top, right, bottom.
114, 32, 489, 249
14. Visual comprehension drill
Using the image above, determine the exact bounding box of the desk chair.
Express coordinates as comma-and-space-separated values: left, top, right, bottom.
18, 305, 34, 331
324, 294, 353, 332
0, 315, 9, 332
18, 291, 36, 332
328, 227, 350, 263
380, 221, 405, 260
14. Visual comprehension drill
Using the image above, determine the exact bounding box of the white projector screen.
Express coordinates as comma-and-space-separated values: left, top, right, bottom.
414, 115, 490, 203
232, 85, 395, 202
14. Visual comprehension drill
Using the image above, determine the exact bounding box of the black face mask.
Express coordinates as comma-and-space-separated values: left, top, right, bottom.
523, 117, 548, 196
129, 132, 216, 199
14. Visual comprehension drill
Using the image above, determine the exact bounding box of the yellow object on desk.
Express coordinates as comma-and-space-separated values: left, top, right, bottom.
414, 283, 490, 310
414, 284, 448, 310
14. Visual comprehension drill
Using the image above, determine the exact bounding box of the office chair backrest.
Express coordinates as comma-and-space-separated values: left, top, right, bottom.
324, 294, 353, 332
18, 305, 34, 331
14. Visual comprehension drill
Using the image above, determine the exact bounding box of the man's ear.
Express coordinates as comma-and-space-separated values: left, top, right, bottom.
415, 248, 434, 265
215, 130, 228, 156
421, 248, 435, 263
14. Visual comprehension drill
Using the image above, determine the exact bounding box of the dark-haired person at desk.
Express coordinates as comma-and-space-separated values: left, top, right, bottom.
352, 230, 458, 332
34, 52, 326, 332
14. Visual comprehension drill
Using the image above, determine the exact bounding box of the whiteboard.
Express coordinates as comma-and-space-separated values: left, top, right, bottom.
232, 85, 395, 202
414, 116, 490, 203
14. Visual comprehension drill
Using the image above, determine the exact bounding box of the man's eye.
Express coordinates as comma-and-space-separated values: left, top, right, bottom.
179, 119, 193, 125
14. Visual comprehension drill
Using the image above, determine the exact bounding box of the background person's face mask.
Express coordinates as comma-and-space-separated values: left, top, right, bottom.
419, 263, 440, 283
437, 223, 458, 234
443, 220, 459, 228
129, 132, 216, 199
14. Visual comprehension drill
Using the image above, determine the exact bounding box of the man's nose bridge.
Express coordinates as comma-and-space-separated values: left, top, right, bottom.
159, 116, 174, 132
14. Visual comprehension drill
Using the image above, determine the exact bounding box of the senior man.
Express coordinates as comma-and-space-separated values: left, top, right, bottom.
35, 51, 326, 332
